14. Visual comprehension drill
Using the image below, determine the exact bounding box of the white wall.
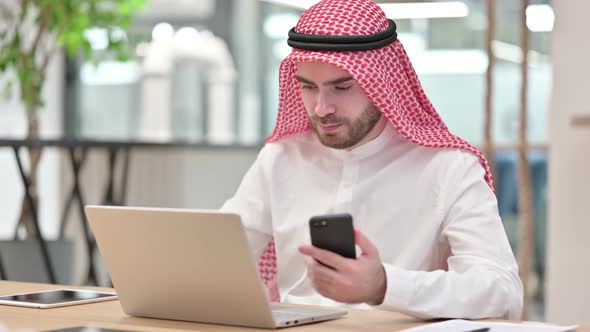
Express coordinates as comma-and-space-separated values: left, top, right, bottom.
0, 52, 63, 239
546, 1, 590, 325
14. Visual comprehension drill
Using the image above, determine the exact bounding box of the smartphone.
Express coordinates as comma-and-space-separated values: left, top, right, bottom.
309, 213, 356, 259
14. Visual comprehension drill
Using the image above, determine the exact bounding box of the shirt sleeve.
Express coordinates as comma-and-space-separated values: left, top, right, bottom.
375, 152, 524, 320
220, 147, 273, 261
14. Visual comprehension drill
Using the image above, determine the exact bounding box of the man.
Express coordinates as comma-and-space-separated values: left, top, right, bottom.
222, 0, 523, 320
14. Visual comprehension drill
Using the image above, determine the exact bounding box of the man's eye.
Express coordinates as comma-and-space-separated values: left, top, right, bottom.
335, 86, 352, 91
301, 85, 316, 90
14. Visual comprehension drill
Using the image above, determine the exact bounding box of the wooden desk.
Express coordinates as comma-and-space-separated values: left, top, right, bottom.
0, 281, 424, 331
0, 281, 585, 332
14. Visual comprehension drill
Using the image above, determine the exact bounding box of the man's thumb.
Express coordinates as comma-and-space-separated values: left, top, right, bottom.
355, 228, 378, 257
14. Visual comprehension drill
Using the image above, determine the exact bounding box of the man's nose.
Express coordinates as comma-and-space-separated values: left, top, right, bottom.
313, 92, 336, 118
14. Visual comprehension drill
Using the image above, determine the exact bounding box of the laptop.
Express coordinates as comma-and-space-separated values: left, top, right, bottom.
85, 205, 347, 329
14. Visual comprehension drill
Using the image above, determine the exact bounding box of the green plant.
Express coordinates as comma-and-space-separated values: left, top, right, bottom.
0, 0, 144, 238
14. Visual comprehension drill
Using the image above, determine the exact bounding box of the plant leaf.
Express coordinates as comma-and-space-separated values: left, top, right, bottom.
0, 0, 146, 116
2, 80, 13, 100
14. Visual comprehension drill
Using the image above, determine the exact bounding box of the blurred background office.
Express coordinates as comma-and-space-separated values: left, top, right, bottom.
0, 0, 588, 326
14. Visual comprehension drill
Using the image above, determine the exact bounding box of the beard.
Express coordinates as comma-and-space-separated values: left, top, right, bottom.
308, 104, 382, 149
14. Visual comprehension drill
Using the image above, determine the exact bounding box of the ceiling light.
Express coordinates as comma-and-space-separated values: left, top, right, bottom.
380, 2, 469, 19
258, 1, 469, 19
526, 4, 554, 32
151, 22, 174, 42
258, 0, 316, 10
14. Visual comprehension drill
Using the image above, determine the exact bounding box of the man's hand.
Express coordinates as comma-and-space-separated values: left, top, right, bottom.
298, 229, 386, 305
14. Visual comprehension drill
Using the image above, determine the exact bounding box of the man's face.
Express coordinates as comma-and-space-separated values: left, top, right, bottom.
296, 61, 385, 150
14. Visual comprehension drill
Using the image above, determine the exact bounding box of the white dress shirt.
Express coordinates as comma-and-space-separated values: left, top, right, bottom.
221, 123, 523, 320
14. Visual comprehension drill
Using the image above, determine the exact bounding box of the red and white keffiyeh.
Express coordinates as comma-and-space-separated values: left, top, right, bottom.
258, 0, 493, 302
